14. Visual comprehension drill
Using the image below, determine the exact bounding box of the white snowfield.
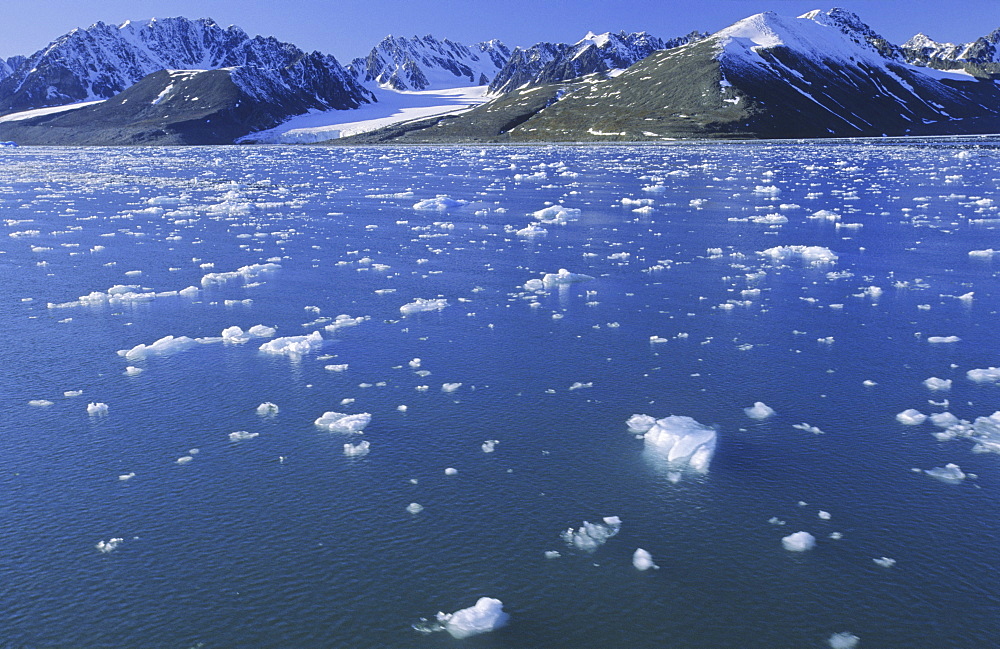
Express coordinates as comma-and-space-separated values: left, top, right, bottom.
240, 85, 492, 144
0, 100, 104, 123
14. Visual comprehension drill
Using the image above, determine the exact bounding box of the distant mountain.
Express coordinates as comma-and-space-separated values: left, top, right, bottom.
0, 17, 372, 116
0, 56, 26, 82
487, 30, 706, 94
347, 35, 510, 90
337, 9, 1000, 143
903, 29, 1000, 78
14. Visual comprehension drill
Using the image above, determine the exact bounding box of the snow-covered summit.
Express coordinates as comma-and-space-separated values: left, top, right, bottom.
903, 26, 1000, 74
0, 16, 370, 115
347, 35, 511, 91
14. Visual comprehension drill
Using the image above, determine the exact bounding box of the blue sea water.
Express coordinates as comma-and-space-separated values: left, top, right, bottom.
1, 141, 998, 648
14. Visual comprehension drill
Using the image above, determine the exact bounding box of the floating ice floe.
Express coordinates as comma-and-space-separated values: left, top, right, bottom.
561, 516, 622, 552
95, 538, 124, 553
228, 431, 259, 442
927, 335, 960, 344
444, 467, 458, 475
325, 314, 369, 333
400, 298, 449, 315
923, 377, 952, 391
481, 439, 499, 453
633, 548, 659, 571
744, 401, 775, 420
629, 414, 717, 475
412, 195, 468, 211
896, 409, 927, 425
256, 402, 279, 416
118, 335, 200, 360
118, 472, 135, 481
924, 463, 966, 484
125, 366, 143, 376
259, 331, 323, 356
87, 402, 109, 415
325, 364, 349, 372
873, 556, 896, 568
828, 632, 860, 649
406, 502, 424, 514
514, 222, 548, 237
221, 324, 276, 344
344, 440, 371, 457
435, 598, 509, 639
531, 204, 580, 225
28, 399, 53, 407
967, 367, 1000, 383
760, 245, 838, 266
200, 262, 280, 286
315, 411, 371, 433
442, 382, 462, 392
781, 531, 816, 552
792, 423, 824, 435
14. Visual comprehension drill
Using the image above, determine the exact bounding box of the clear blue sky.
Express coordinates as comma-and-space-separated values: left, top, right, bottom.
2, 0, 998, 62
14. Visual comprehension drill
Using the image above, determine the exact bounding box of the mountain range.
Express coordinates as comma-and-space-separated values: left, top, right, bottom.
0, 9, 998, 145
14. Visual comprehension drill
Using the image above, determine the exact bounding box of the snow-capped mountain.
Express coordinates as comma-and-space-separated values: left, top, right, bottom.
487, 30, 706, 94
347, 35, 510, 90
0, 56, 26, 82
903, 28, 1000, 77
0, 17, 372, 115
342, 9, 1000, 143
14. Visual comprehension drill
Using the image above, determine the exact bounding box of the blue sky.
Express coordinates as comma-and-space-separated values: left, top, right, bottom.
2, 0, 998, 62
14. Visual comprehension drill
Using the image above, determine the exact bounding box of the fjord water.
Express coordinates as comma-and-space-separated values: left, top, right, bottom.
1, 141, 998, 649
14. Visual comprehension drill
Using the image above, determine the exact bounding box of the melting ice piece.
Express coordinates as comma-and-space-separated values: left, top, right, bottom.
828, 632, 860, 649
400, 298, 449, 315
314, 411, 371, 433
633, 548, 659, 571
792, 423, 824, 435
228, 431, 258, 442
927, 336, 960, 343
924, 463, 965, 484
408, 358, 422, 369
540, 268, 594, 288
744, 401, 775, 419
561, 516, 622, 552
442, 382, 462, 392
781, 531, 816, 552
412, 195, 468, 211
96, 538, 124, 553
325, 314, 369, 333
923, 377, 952, 391
636, 415, 717, 474
896, 409, 927, 425
344, 440, 371, 457
626, 414, 657, 433
436, 597, 509, 639
28, 399, 53, 407
256, 402, 279, 416
258, 331, 323, 356
531, 204, 581, 225
481, 439, 499, 453
119, 335, 198, 360
970, 412, 1000, 454
967, 367, 1000, 383
873, 556, 896, 568
87, 402, 109, 415
760, 245, 838, 266
444, 467, 458, 475
406, 502, 424, 514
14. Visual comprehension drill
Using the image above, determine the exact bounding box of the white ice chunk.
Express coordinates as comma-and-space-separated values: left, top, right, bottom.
541, 268, 594, 287
325, 314, 369, 333
408, 358, 422, 369
744, 401, 775, 419
928, 336, 960, 344
924, 463, 965, 484
929, 412, 959, 428
632, 548, 659, 571
315, 411, 371, 433
531, 204, 581, 225
413, 195, 468, 211
760, 245, 837, 266
436, 597, 509, 639
95, 538, 124, 553
442, 382, 462, 393
400, 298, 449, 315
228, 430, 259, 442
828, 632, 860, 649
125, 366, 143, 376
482, 439, 498, 453
967, 367, 1000, 383
896, 409, 927, 425
561, 516, 622, 552
258, 330, 323, 356
256, 402, 279, 416
28, 399, 53, 407
626, 414, 657, 433
781, 531, 816, 552
200, 262, 280, 286
640, 415, 717, 473
406, 502, 424, 514
119, 335, 198, 360
445, 467, 458, 475
923, 377, 952, 391
87, 402, 109, 415
344, 440, 371, 457
873, 556, 896, 568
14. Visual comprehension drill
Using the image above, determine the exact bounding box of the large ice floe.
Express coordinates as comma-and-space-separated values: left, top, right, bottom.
423, 597, 509, 639
560, 516, 622, 552
314, 411, 371, 433
759, 245, 838, 266
200, 262, 280, 286
627, 414, 717, 477
258, 331, 323, 356
400, 298, 449, 315
524, 268, 595, 291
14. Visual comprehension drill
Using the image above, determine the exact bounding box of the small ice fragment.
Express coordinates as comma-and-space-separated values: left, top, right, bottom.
228, 431, 259, 442
896, 409, 927, 425
781, 531, 816, 551
95, 538, 124, 553
792, 423, 824, 435
873, 556, 896, 568
544, 550, 561, 559
442, 382, 462, 393
63, 390, 83, 398
325, 364, 349, 372
744, 401, 775, 419
435, 597, 509, 639
768, 517, 786, 526
818, 511, 831, 520
482, 439, 499, 453
568, 381, 593, 390
966, 367, 1000, 383
406, 502, 424, 514
87, 402, 109, 415
626, 414, 657, 433
927, 336, 960, 343
828, 632, 860, 649
445, 467, 458, 475
397, 405, 408, 412
28, 399, 54, 407
344, 440, 371, 457
862, 380, 876, 387
176, 456, 194, 464
633, 548, 659, 570
258, 331, 323, 356
924, 463, 966, 484
400, 298, 449, 315
561, 516, 622, 552
118, 472, 135, 481
408, 358, 422, 368
125, 366, 143, 376
256, 402, 279, 416
923, 377, 952, 391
